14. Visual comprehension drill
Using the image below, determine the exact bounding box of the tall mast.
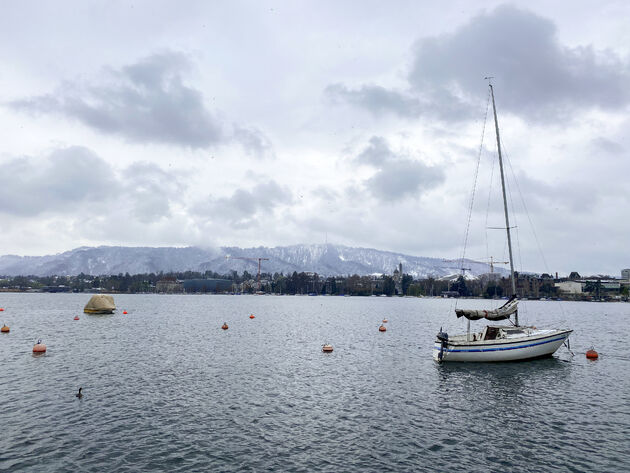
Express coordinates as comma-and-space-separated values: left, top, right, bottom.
489, 84, 518, 325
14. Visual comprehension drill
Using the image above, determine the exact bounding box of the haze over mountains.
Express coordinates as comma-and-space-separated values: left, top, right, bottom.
0, 244, 503, 278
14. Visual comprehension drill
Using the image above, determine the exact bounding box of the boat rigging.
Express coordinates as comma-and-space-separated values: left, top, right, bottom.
433, 82, 572, 362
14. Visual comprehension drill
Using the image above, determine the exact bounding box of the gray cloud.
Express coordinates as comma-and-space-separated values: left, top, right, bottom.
366, 160, 444, 201
356, 136, 396, 166
590, 137, 625, 155
0, 147, 120, 216
325, 83, 422, 118
328, 5, 630, 123
326, 83, 475, 122
233, 125, 275, 159
355, 136, 444, 201
0, 147, 185, 222
9, 52, 224, 148
194, 180, 292, 228
409, 5, 630, 121
123, 162, 184, 222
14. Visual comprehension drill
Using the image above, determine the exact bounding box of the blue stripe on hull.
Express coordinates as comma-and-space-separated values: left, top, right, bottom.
434, 334, 568, 353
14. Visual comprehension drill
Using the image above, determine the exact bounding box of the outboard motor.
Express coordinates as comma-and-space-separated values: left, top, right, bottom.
436, 327, 449, 362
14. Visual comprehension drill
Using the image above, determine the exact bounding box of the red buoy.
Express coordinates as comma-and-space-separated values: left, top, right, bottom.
73, 316, 80, 321
379, 324, 387, 332
249, 314, 255, 319
0, 308, 4, 311
33, 340, 47, 353
322, 344, 333, 353
1, 324, 9, 333
222, 322, 229, 330
586, 348, 599, 360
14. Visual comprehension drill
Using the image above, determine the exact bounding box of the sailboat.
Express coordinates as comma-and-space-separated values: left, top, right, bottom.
433, 84, 572, 362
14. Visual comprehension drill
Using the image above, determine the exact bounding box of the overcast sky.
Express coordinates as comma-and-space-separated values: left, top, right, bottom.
1, 0, 629, 276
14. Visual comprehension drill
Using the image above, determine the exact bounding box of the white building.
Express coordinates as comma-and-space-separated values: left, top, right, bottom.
622, 269, 630, 280
555, 281, 584, 294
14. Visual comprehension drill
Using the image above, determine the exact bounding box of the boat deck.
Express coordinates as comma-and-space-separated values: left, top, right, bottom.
446, 326, 560, 345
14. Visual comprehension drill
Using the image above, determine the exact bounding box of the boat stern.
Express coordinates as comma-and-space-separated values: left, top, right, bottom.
434, 328, 449, 362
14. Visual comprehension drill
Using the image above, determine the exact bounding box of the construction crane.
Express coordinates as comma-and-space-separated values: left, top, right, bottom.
474, 256, 510, 274
225, 255, 270, 291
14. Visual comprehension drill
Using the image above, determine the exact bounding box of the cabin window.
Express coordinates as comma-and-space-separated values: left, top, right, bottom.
484, 327, 499, 340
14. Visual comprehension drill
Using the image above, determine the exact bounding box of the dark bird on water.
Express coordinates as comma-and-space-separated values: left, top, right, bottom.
76, 387, 83, 399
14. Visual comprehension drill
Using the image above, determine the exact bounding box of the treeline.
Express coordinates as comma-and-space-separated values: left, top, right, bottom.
3, 271, 622, 299
0, 270, 531, 298
0, 271, 224, 294
0, 271, 412, 296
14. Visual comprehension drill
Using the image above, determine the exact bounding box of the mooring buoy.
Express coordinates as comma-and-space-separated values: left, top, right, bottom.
586, 348, 599, 360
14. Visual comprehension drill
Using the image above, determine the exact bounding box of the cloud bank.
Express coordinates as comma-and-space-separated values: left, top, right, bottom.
9, 51, 274, 157
11, 52, 223, 148
329, 5, 630, 123
355, 136, 445, 201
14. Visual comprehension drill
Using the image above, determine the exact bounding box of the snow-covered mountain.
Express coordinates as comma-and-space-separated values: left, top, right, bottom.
0, 244, 504, 278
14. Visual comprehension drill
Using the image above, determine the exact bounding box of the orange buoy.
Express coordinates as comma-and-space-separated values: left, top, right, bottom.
73, 316, 80, 321
379, 324, 387, 332
123, 310, 128, 314
221, 322, 229, 330
382, 318, 388, 323
586, 348, 599, 359
1, 324, 9, 333
249, 314, 255, 319
33, 340, 47, 353
322, 344, 333, 353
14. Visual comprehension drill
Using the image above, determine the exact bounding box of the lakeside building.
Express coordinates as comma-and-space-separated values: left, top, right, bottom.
472, 269, 629, 301
555, 281, 584, 294
182, 279, 232, 293
554, 274, 629, 300
156, 278, 183, 294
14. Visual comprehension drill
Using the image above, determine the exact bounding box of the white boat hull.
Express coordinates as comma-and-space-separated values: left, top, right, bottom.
433, 329, 572, 362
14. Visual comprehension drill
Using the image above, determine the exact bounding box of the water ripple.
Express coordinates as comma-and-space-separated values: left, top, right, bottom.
1, 294, 629, 471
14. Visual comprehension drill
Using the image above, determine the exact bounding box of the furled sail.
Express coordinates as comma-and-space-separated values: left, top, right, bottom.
455, 296, 518, 321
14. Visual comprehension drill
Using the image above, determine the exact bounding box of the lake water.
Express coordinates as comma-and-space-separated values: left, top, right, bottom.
1, 293, 629, 472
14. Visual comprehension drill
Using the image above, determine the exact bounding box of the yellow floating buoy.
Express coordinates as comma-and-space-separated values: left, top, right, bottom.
221, 322, 229, 330
586, 348, 599, 360
1, 324, 9, 333
382, 318, 388, 323
322, 344, 333, 353
249, 314, 255, 319
33, 340, 47, 353
73, 316, 80, 321
379, 324, 387, 332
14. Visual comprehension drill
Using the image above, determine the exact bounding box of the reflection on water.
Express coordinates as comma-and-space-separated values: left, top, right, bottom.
0, 294, 628, 472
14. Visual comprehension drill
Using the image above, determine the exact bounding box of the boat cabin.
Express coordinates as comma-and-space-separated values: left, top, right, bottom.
480, 325, 527, 341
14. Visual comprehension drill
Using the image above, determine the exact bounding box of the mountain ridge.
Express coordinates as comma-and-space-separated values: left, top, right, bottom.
0, 244, 505, 278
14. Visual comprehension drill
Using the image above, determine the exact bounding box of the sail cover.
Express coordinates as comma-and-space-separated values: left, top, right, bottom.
455, 296, 518, 321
